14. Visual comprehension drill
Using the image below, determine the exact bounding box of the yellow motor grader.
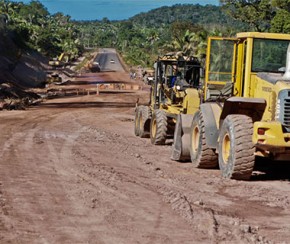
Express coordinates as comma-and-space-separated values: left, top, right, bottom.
134, 54, 201, 160
178, 32, 290, 180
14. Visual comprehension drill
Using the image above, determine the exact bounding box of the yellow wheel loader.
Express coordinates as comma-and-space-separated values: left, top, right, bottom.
184, 32, 290, 180
134, 54, 201, 160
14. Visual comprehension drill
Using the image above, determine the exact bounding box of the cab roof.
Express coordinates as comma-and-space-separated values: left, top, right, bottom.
236, 32, 290, 40
158, 54, 199, 64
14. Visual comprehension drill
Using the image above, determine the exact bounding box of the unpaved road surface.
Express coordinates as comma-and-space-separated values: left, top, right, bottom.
1, 72, 290, 243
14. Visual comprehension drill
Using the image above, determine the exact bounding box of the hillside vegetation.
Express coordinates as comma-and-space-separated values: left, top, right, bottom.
129, 4, 246, 29
1, 0, 290, 85
76, 4, 249, 67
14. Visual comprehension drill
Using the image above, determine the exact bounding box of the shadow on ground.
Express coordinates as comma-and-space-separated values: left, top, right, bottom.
38, 101, 136, 109
252, 157, 290, 181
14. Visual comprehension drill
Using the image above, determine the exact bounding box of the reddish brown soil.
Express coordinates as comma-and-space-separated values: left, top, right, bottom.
1, 71, 290, 243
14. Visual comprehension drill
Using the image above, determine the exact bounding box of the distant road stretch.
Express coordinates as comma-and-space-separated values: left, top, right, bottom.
94, 48, 125, 72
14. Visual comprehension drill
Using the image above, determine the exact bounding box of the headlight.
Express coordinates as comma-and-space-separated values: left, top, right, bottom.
176, 85, 181, 90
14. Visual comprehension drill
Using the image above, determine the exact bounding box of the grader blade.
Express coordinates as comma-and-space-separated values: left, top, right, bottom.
171, 114, 193, 161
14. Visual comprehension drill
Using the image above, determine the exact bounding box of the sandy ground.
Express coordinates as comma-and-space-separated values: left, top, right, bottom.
1, 71, 290, 244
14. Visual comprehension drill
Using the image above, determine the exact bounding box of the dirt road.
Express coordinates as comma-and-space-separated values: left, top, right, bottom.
1, 72, 290, 243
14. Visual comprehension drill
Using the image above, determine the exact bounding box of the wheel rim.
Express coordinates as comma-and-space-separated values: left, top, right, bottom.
151, 118, 157, 138
191, 125, 200, 153
222, 133, 230, 164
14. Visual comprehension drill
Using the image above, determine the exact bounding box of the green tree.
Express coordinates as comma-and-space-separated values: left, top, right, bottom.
271, 0, 290, 33
0, 0, 83, 58
271, 9, 290, 33
165, 22, 208, 58
220, 0, 274, 31
272, 0, 290, 11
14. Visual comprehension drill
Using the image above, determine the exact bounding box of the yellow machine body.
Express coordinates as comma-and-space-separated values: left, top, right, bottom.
151, 54, 201, 117
142, 54, 202, 154
204, 32, 290, 160
48, 52, 71, 67
159, 87, 200, 115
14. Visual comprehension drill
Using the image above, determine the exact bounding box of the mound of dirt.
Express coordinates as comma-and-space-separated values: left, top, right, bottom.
11, 51, 48, 88
0, 28, 49, 110
0, 83, 41, 110
0, 29, 48, 88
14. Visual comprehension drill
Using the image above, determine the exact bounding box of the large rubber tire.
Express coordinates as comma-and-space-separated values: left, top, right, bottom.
134, 106, 141, 136
218, 114, 255, 180
150, 109, 167, 145
139, 106, 152, 138
190, 111, 218, 168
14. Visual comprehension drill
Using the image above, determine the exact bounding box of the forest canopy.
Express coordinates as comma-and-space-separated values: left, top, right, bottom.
1, 0, 290, 66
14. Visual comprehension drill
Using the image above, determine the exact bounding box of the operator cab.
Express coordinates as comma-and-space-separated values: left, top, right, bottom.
157, 54, 201, 89
152, 54, 201, 107
204, 33, 290, 102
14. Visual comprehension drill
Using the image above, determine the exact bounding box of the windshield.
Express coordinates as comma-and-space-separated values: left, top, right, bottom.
208, 39, 235, 81
252, 39, 290, 73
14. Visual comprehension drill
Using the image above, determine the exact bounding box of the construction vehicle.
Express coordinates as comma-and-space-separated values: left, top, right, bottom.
48, 52, 71, 68
88, 61, 101, 72
134, 54, 201, 160
47, 52, 74, 84
176, 32, 290, 180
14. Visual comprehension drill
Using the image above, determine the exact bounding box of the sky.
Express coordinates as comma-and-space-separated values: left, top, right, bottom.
17, 0, 220, 21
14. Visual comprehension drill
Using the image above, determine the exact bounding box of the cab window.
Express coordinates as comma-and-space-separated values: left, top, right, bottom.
252, 39, 290, 73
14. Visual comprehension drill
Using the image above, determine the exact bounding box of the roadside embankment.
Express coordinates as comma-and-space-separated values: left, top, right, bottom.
0, 31, 48, 109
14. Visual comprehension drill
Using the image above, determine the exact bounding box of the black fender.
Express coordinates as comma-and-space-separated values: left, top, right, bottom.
200, 97, 266, 150
200, 103, 222, 149
220, 97, 266, 123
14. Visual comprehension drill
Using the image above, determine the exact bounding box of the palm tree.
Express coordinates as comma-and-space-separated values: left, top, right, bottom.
164, 29, 207, 58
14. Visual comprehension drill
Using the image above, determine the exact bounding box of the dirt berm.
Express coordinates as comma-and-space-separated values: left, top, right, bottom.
0, 28, 49, 109
0, 29, 48, 88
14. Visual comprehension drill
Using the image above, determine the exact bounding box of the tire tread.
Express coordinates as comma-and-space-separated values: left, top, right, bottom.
139, 106, 152, 138
151, 109, 167, 145
191, 112, 218, 168
134, 106, 140, 136
220, 114, 255, 180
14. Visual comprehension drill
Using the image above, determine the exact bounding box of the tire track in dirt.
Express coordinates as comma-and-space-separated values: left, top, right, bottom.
77, 111, 281, 243
41, 111, 206, 243
11, 111, 192, 243
68, 116, 239, 243
69, 115, 196, 243
12, 107, 284, 243
140, 157, 279, 243
0, 112, 59, 243
36, 110, 133, 243
1, 90, 290, 243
